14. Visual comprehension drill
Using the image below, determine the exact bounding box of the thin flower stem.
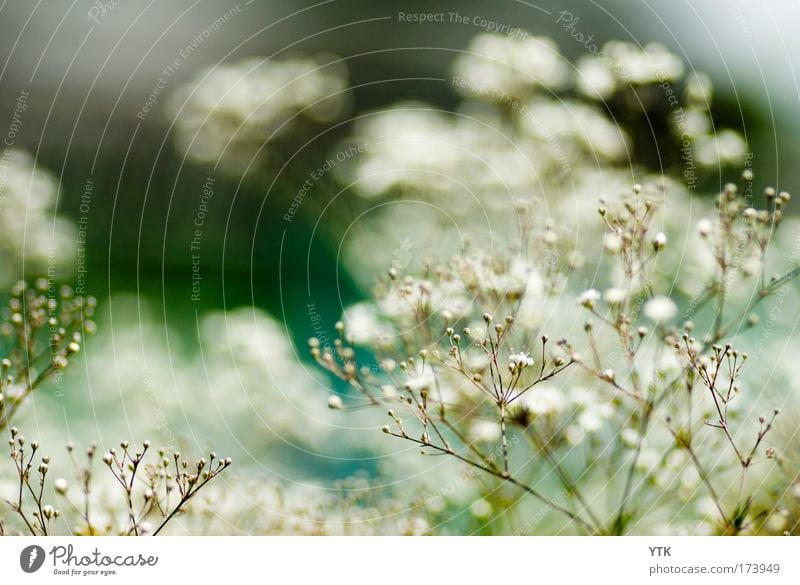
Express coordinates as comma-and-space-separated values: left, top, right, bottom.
499, 402, 509, 476
526, 431, 603, 528
385, 431, 599, 534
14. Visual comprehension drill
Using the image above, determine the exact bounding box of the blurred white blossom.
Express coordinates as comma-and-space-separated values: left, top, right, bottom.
169, 55, 349, 173
0, 149, 75, 285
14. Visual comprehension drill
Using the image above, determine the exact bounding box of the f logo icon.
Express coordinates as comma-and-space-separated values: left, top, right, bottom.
20, 545, 46, 573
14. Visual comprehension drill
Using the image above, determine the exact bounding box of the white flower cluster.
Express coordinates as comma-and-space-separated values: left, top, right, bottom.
335, 102, 547, 199
320, 172, 798, 535
169, 55, 349, 172
332, 32, 748, 287
0, 149, 75, 285
576, 41, 684, 98
452, 33, 571, 98
508, 351, 534, 371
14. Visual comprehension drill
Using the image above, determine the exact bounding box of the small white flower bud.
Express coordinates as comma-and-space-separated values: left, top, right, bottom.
577, 289, 601, 308
644, 296, 678, 324
697, 218, 713, 237
54, 478, 69, 495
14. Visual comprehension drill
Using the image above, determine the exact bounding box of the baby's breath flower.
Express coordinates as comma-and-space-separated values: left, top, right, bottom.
577, 288, 601, 308
600, 369, 616, 382
522, 385, 566, 416
603, 287, 627, 305
53, 478, 69, 495
508, 352, 534, 372
644, 296, 678, 324
470, 498, 493, 519
696, 218, 713, 237
604, 233, 623, 253
621, 428, 641, 448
